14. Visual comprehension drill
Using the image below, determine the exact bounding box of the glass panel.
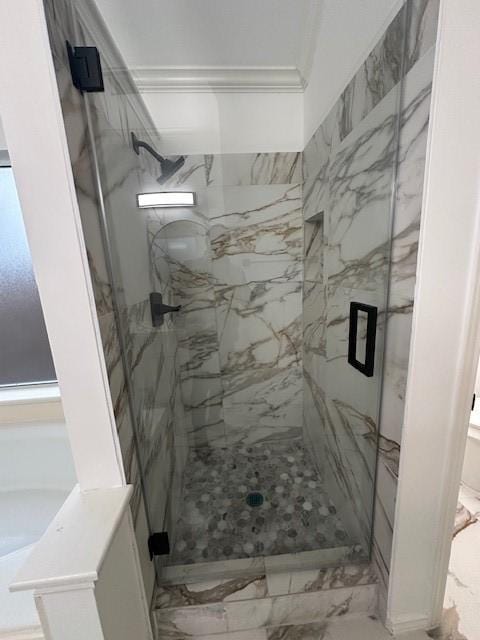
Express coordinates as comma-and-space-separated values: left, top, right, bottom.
0, 167, 56, 386
303, 71, 405, 556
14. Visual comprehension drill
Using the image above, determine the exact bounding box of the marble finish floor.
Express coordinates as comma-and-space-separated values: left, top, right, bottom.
439, 484, 480, 640
168, 439, 351, 565
261, 617, 432, 640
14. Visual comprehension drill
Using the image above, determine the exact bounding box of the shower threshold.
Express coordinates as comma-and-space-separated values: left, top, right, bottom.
158, 545, 367, 586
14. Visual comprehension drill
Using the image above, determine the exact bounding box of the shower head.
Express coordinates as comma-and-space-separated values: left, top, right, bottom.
131, 132, 185, 184
157, 156, 185, 184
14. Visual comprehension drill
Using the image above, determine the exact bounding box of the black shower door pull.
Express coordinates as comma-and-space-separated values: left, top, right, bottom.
348, 302, 377, 377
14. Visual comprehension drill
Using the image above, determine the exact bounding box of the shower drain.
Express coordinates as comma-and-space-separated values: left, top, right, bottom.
246, 492, 264, 507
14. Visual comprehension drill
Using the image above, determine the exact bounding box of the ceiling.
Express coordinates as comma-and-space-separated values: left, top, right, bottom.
93, 0, 322, 84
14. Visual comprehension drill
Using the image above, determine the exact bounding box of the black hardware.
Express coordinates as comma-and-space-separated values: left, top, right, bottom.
148, 532, 170, 558
150, 292, 181, 327
66, 41, 104, 93
348, 302, 378, 377
131, 132, 185, 184
473, 393, 476, 411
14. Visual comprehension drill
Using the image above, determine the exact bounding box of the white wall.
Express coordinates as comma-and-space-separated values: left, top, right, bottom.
386, 0, 480, 630
79, 0, 409, 155
94, 0, 315, 72
143, 91, 303, 155
0, 116, 7, 151
304, 0, 403, 144
144, 0, 406, 154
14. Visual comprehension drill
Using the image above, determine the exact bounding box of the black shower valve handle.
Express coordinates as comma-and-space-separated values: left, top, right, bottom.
149, 292, 181, 327
157, 302, 181, 314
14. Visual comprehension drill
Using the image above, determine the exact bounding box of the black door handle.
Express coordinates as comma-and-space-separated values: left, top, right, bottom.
348, 302, 377, 377
150, 292, 181, 327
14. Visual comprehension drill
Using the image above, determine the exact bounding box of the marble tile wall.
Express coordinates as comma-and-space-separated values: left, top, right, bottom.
148, 154, 303, 450
301, 0, 439, 609
153, 562, 377, 639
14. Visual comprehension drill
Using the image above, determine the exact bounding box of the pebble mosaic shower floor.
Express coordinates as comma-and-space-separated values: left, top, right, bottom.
168, 439, 351, 565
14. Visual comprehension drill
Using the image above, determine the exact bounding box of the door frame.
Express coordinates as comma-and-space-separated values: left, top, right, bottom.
386, 0, 480, 632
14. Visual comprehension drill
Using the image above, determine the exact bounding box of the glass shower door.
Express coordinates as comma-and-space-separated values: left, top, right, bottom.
302, 7, 407, 556
44, 0, 416, 581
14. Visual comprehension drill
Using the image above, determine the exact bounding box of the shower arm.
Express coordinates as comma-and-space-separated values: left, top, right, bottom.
131, 132, 164, 163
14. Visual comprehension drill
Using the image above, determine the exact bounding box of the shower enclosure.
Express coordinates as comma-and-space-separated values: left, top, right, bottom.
42, 0, 437, 588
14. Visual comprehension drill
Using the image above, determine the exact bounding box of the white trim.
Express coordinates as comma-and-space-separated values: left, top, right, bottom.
0, 384, 60, 406
10, 487, 152, 640
130, 65, 305, 94
386, 0, 480, 630
469, 410, 480, 430
386, 614, 431, 636
10, 485, 131, 592
0, 383, 63, 424
0, 628, 43, 640
0, 0, 124, 489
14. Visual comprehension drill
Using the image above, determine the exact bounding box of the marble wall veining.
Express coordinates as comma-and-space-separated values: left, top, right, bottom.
154, 561, 378, 639
301, 0, 439, 607
148, 155, 304, 451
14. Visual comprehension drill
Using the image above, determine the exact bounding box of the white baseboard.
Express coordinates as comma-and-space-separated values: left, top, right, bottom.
385, 613, 431, 635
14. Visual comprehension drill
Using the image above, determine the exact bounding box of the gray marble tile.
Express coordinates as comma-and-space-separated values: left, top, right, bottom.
223, 418, 303, 449
159, 556, 266, 586
303, 104, 339, 227
207, 185, 303, 286
337, 5, 405, 142
327, 85, 400, 295
265, 563, 377, 597
334, 0, 438, 147
155, 603, 228, 637
223, 584, 377, 631
303, 281, 327, 359
166, 440, 350, 566
156, 575, 268, 609
263, 547, 362, 575
206, 153, 302, 187
405, 0, 440, 71
215, 281, 302, 432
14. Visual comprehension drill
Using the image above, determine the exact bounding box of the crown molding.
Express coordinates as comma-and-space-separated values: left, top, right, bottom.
130, 66, 306, 93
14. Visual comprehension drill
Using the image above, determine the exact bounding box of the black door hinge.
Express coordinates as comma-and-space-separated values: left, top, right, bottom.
148, 532, 170, 559
472, 393, 476, 411
66, 41, 104, 93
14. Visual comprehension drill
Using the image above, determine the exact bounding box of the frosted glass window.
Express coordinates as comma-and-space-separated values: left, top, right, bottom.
0, 166, 56, 386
